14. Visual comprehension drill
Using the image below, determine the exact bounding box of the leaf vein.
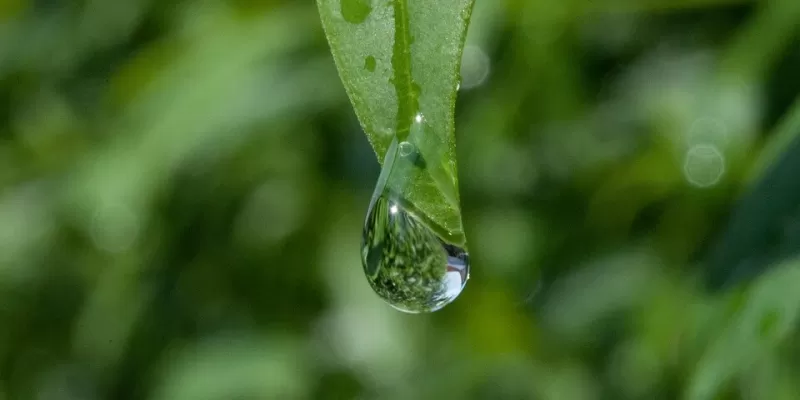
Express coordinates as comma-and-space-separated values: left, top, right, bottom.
391, 0, 419, 140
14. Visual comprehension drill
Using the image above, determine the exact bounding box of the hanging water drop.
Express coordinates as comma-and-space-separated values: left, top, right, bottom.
361, 136, 469, 313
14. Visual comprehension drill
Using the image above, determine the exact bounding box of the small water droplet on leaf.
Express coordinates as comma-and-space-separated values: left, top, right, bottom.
398, 141, 414, 156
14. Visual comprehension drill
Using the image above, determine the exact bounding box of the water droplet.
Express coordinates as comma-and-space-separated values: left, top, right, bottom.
459, 45, 491, 90
340, 0, 372, 24
361, 139, 469, 313
683, 144, 725, 188
364, 55, 376, 72
414, 113, 424, 124
398, 141, 414, 157
460, 6, 471, 20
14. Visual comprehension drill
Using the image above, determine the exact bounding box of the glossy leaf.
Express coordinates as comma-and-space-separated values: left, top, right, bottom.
316, 0, 474, 244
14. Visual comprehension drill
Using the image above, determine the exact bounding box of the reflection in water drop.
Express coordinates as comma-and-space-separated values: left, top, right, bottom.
362, 196, 469, 313
684, 144, 725, 188
361, 139, 469, 313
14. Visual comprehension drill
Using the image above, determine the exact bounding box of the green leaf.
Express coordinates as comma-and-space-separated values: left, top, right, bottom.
316, 0, 474, 245
702, 0, 800, 289
704, 96, 800, 290
704, 132, 800, 289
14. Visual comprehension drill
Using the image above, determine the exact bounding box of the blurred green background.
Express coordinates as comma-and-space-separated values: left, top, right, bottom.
2, 0, 800, 398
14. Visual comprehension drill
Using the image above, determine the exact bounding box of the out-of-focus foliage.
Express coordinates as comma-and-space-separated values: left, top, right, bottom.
1, 0, 800, 399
